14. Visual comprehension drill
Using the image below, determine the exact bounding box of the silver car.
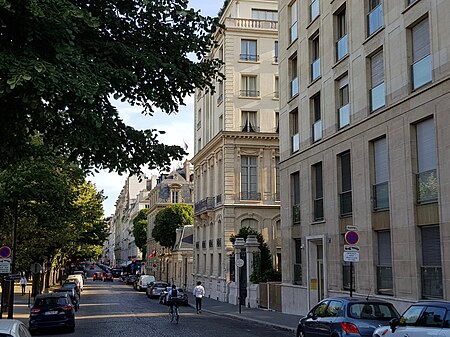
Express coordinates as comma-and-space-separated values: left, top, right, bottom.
146, 282, 168, 298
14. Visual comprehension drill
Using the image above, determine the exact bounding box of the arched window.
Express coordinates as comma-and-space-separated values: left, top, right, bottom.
241, 218, 258, 230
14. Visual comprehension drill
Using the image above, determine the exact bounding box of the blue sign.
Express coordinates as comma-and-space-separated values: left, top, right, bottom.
0, 246, 11, 258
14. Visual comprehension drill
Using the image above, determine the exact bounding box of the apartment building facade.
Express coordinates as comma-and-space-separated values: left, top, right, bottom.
192, 0, 280, 305
278, 0, 450, 314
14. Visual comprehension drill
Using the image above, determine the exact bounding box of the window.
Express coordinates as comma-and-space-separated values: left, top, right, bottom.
274, 41, 279, 63
339, 151, 352, 216
275, 156, 280, 201
218, 46, 224, 62
217, 81, 224, 105
241, 156, 259, 200
241, 75, 258, 97
294, 238, 302, 284
290, 55, 298, 97
290, 109, 299, 153
368, 0, 383, 35
210, 253, 214, 274
376, 231, 393, 295
241, 218, 258, 230
291, 172, 301, 224
338, 75, 350, 128
197, 108, 202, 130
241, 39, 258, 62
370, 51, 385, 111
336, 8, 348, 61
290, 1, 298, 43
416, 119, 438, 203
343, 262, 355, 291
242, 111, 257, 132
411, 18, 432, 90
373, 137, 389, 210
274, 76, 279, 98
218, 253, 222, 276
417, 306, 446, 328
311, 35, 321, 81
310, 0, 319, 22
252, 9, 278, 21
171, 189, 179, 203
421, 226, 442, 298
313, 162, 324, 221
407, 0, 418, 6
219, 115, 223, 131
312, 94, 322, 142
275, 111, 279, 133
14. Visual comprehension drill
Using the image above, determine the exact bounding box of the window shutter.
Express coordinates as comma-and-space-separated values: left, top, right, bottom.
417, 119, 436, 173
371, 51, 384, 87
422, 226, 441, 266
374, 137, 388, 184
377, 231, 392, 266
412, 19, 430, 63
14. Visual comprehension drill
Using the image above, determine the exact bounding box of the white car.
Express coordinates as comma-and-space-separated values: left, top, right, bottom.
66, 274, 84, 292
135, 275, 155, 291
0, 319, 31, 337
373, 300, 450, 337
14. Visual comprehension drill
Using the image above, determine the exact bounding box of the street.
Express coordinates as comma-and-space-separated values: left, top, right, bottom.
19, 271, 293, 337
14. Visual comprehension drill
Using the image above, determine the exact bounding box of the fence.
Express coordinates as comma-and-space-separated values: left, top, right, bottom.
258, 282, 282, 311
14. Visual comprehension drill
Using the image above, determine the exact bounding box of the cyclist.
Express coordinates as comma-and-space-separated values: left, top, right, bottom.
167, 284, 179, 322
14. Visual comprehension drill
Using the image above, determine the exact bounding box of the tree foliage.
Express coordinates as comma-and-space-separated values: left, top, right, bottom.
132, 209, 149, 258
152, 204, 193, 249
0, 0, 222, 173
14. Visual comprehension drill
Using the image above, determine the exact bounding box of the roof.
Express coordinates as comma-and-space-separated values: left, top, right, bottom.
323, 296, 394, 304
35, 292, 68, 299
0, 319, 22, 334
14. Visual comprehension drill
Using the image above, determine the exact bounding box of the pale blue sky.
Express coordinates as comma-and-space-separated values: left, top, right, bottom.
91, 0, 224, 216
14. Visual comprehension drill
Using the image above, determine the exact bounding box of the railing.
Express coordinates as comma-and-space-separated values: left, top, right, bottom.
311, 58, 321, 81
216, 194, 223, 205
412, 55, 432, 90
373, 182, 389, 211
416, 169, 438, 203
314, 198, 324, 221
376, 266, 393, 295
216, 238, 222, 248
194, 197, 216, 213
421, 266, 443, 299
226, 18, 278, 30
338, 104, 350, 128
240, 89, 259, 97
292, 204, 301, 224
202, 241, 206, 249
293, 263, 302, 285
240, 54, 259, 62
368, 3, 383, 35
337, 34, 348, 61
371, 82, 385, 111
339, 190, 352, 216
240, 192, 261, 201
291, 77, 298, 97
206, 196, 215, 209
209, 239, 214, 248
217, 93, 223, 105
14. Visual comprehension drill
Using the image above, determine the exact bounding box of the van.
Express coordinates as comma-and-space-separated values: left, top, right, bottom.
66, 274, 84, 292
135, 275, 155, 291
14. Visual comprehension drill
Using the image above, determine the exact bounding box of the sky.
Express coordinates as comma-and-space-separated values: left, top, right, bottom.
90, 0, 224, 217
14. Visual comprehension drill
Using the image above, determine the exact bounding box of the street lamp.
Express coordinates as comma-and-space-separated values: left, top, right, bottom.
233, 238, 245, 314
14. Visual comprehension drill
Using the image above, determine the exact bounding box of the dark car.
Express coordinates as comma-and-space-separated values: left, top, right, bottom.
126, 275, 138, 285
61, 280, 81, 297
147, 282, 168, 299
159, 287, 188, 306
297, 297, 400, 337
29, 293, 75, 334
103, 273, 113, 282
373, 300, 450, 337
111, 268, 122, 278
93, 272, 103, 281
52, 288, 80, 311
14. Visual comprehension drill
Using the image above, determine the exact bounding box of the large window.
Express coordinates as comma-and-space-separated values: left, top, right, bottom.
252, 9, 278, 21
290, 54, 298, 97
311, 34, 321, 81
313, 162, 324, 221
336, 8, 348, 61
368, 0, 383, 36
376, 231, 393, 295
338, 75, 350, 128
339, 151, 352, 216
290, 109, 299, 153
241, 156, 259, 200
290, 1, 298, 43
310, 0, 319, 22
421, 226, 442, 299
242, 111, 257, 132
294, 239, 302, 284
241, 39, 258, 62
373, 137, 389, 210
241, 75, 258, 97
370, 51, 385, 111
312, 93, 322, 142
274, 76, 279, 98
416, 119, 438, 203
291, 172, 301, 224
411, 18, 432, 90
274, 41, 279, 63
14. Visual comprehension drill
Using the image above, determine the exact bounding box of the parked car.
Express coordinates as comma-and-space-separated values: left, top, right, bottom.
0, 319, 32, 337
93, 272, 103, 281
134, 275, 156, 291
61, 279, 81, 296
66, 274, 84, 292
73, 270, 86, 280
89, 264, 95, 270
296, 297, 400, 337
373, 300, 450, 337
29, 293, 76, 334
103, 272, 113, 282
159, 287, 188, 306
126, 275, 138, 285
52, 288, 80, 311
147, 282, 168, 299
111, 268, 122, 278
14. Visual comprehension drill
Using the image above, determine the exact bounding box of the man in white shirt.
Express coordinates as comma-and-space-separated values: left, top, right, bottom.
20, 275, 27, 295
193, 281, 205, 314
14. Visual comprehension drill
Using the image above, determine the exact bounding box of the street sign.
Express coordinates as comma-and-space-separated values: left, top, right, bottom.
0, 258, 11, 274
236, 258, 245, 268
5, 274, 21, 281
344, 245, 360, 251
343, 251, 360, 262
346, 225, 358, 231
345, 231, 359, 245
30, 263, 42, 274
0, 246, 11, 258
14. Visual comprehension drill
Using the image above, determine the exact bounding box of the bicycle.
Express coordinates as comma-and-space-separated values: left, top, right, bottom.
168, 301, 179, 323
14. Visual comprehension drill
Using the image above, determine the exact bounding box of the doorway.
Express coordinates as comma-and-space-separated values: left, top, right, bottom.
306, 236, 327, 309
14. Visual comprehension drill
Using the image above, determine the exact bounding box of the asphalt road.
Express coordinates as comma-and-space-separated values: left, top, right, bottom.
31, 271, 293, 337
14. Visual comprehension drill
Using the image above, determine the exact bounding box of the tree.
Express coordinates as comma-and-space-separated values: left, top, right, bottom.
0, 0, 222, 173
132, 209, 150, 258
152, 204, 193, 248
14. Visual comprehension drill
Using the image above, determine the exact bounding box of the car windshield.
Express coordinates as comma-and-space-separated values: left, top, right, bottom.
154, 283, 167, 287
348, 303, 399, 320
35, 297, 67, 307
0, 333, 13, 337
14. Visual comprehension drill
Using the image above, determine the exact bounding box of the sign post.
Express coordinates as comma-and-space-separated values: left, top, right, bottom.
344, 227, 359, 297
236, 258, 245, 314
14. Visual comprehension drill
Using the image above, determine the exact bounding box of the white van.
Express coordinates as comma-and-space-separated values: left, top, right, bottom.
135, 275, 155, 291
66, 274, 84, 292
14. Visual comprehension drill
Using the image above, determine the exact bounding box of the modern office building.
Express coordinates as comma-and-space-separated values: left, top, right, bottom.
278, 0, 450, 314
192, 0, 280, 305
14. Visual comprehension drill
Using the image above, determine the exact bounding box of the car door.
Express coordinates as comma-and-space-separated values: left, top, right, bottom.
319, 300, 343, 336
303, 301, 329, 337
410, 306, 446, 337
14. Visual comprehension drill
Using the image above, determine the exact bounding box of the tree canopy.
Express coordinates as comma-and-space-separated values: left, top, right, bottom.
0, 0, 222, 174
132, 209, 149, 258
152, 204, 193, 248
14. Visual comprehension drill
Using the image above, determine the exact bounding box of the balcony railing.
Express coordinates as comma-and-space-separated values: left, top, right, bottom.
376, 266, 393, 295
421, 266, 443, 299
416, 169, 438, 203
226, 18, 278, 30
368, 3, 383, 35
240, 192, 261, 201
202, 241, 206, 249
216, 238, 222, 248
337, 34, 348, 61
292, 204, 301, 224
314, 198, 324, 221
240, 54, 259, 62
240, 89, 259, 97
339, 190, 352, 216
194, 197, 216, 213
338, 104, 350, 128
209, 239, 214, 248
311, 58, 321, 81
373, 182, 389, 211
412, 55, 432, 90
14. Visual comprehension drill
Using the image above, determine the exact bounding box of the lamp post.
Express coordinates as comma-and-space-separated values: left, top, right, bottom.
233, 238, 245, 314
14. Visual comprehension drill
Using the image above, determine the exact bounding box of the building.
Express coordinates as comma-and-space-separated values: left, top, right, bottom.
191, 0, 280, 305
278, 0, 450, 314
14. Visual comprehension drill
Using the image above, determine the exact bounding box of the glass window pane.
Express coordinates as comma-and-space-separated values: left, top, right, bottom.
413, 55, 432, 90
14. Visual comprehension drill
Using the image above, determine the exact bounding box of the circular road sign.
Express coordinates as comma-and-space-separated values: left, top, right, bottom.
345, 231, 359, 245
0, 246, 11, 258
236, 258, 245, 268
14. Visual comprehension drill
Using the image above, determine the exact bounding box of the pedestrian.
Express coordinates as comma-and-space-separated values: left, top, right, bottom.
193, 281, 205, 314
20, 275, 27, 296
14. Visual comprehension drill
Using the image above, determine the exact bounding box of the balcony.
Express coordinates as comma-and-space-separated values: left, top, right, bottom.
339, 190, 353, 216
216, 238, 222, 248
240, 192, 261, 201
373, 182, 389, 211
311, 58, 320, 81
336, 34, 348, 61
202, 240, 206, 249
368, 3, 383, 35
412, 55, 432, 90
194, 197, 216, 214
416, 169, 438, 203
292, 204, 301, 224
209, 239, 214, 248
338, 104, 350, 128
226, 17, 278, 31
240, 89, 259, 97
240, 54, 259, 62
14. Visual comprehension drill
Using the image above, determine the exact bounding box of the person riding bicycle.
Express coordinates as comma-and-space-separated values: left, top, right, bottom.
167, 284, 179, 314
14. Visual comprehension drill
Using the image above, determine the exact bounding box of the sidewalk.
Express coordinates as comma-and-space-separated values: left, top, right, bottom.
186, 293, 301, 332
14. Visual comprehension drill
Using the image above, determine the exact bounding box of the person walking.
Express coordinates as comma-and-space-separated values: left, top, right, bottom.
193, 281, 205, 314
20, 275, 27, 296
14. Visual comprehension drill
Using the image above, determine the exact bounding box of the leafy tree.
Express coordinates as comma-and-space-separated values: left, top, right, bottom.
132, 209, 150, 258
230, 227, 281, 283
152, 204, 193, 248
0, 0, 222, 173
